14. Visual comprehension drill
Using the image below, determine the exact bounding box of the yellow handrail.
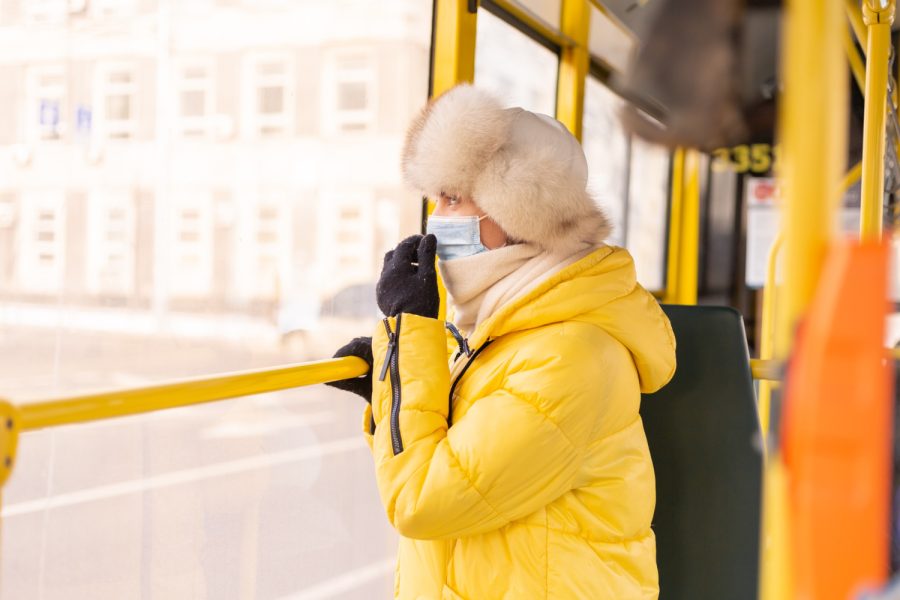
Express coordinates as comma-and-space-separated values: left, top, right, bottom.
844, 22, 866, 92
860, 0, 895, 241
8, 351, 782, 432
14, 356, 369, 432
751, 359, 784, 382
846, 0, 869, 50
847, 0, 900, 109
10, 354, 787, 433
841, 160, 863, 192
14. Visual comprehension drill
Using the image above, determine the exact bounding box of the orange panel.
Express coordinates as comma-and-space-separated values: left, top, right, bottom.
782, 239, 894, 600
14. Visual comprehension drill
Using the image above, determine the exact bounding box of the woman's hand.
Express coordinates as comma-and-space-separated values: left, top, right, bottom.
325, 336, 373, 402
376, 234, 439, 319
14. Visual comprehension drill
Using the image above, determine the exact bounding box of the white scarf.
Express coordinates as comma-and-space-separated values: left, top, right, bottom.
439, 242, 597, 335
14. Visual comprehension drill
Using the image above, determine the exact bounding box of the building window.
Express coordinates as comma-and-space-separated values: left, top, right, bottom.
179, 0, 215, 14
24, 0, 67, 23
327, 53, 375, 133
172, 194, 212, 297
88, 191, 135, 296
317, 192, 375, 295
335, 204, 364, 271
246, 56, 292, 138
18, 191, 65, 293
97, 65, 137, 139
177, 61, 214, 138
91, 0, 139, 17
253, 203, 285, 298
26, 65, 66, 142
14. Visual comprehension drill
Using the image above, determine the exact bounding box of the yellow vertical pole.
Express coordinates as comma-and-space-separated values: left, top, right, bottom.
775, 1, 847, 357
860, 0, 895, 241
760, 457, 793, 600
556, 0, 590, 140
677, 149, 701, 305
664, 149, 686, 304
430, 0, 478, 321
431, 0, 477, 96
0, 492, 3, 591
757, 233, 783, 437
760, 0, 847, 598
0, 401, 19, 591
664, 147, 699, 306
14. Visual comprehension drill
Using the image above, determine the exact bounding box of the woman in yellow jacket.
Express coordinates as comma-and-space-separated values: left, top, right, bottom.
328, 85, 676, 599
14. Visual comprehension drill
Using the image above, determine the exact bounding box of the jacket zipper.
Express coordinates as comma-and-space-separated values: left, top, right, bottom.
447, 339, 493, 427
445, 322, 471, 361
380, 314, 404, 455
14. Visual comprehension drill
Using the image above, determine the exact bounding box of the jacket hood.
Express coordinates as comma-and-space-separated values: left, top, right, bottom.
471, 246, 676, 393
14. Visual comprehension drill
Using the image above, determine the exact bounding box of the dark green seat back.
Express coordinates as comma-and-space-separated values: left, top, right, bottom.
641, 305, 763, 600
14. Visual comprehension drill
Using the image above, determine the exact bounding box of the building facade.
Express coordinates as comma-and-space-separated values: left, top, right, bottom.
0, 0, 432, 335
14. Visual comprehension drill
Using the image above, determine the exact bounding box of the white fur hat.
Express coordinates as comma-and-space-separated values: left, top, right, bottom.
402, 84, 610, 252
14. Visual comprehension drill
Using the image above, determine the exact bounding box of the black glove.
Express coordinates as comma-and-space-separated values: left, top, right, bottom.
325, 336, 373, 403
376, 234, 439, 319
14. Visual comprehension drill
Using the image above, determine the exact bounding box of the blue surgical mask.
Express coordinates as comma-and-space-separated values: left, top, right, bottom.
426, 215, 488, 261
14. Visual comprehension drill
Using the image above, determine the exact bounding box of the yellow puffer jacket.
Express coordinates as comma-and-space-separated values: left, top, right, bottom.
363, 246, 676, 599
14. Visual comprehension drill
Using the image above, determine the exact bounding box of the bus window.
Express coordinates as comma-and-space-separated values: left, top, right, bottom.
0, 1, 433, 597
583, 77, 670, 293
588, 5, 636, 75
626, 137, 671, 292
518, 0, 562, 30
583, 76, 630, 248
474, 6, 558, 116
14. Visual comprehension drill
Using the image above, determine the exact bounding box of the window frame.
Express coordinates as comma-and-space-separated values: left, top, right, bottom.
317, 189, 376, 295
25, 64, 67, 143
94, 62, 139, 141
17, 191, 66, 294
171, 191, 214, 298
23, 0, 68, 24
243, 52, 294, 139
90, 0, 140, 18
87, 190, 136, 296
324, 49, 378, 135
176, 58, 216, 139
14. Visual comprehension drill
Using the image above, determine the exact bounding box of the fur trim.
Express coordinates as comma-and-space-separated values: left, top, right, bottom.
402, 85, 611, 251
473, 110, 611, 252
402, 84, 510, 199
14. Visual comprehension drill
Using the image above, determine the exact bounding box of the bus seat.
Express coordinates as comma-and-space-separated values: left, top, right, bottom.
641, 305, 763, 600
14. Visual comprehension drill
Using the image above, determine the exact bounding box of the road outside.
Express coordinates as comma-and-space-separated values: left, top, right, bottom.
0, 323, 397, 600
